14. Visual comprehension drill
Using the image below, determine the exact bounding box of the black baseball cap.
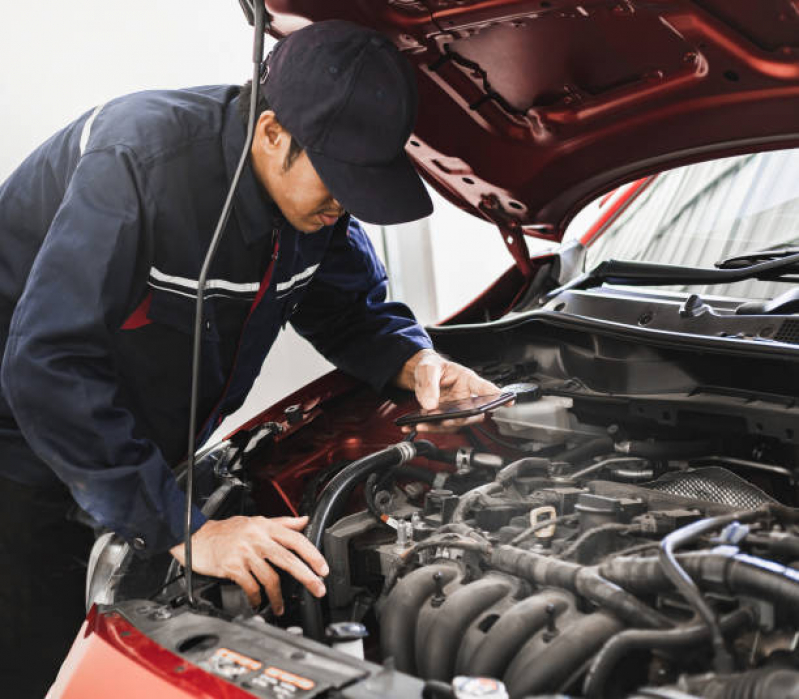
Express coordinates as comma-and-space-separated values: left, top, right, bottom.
260, 20, 433, 226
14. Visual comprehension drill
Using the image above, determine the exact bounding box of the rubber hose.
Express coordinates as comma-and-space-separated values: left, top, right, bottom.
490, 545, 672, 629
416, 576, 514, 681
380, 561, 462, 674
495, 457, 551, 485
450, 481, 502, 523
583, 607, 753, 699
300, 441, 427, 640
600, 550, 799, 618
504, 610, 624, 698
681, 669, 799, 698
467, 591, 572, 679
658, 509, 763, 673
620, 439, 715, 459
451, 457, 549, 523
555, 437, 614, 466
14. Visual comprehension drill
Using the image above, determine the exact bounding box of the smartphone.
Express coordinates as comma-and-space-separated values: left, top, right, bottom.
394, 391, 516, 427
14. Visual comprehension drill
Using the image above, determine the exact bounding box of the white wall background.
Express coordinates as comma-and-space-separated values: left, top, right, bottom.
1, 2, 521, 439
0, 2, 260, 181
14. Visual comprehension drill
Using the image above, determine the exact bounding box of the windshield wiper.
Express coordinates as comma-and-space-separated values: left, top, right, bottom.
716, 247, 799, 268
545, 250, 799, 299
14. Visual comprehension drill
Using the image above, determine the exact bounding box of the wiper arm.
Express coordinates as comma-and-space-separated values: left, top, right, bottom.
546, 251, 799, 299
716, 247, 799, 268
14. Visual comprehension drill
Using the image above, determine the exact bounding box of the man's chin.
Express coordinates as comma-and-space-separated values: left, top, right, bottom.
284, 215, 324, 234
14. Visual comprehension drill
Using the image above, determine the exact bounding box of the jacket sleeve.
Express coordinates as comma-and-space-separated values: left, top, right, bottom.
1, 147, 206, 555
290, 218, 433, 391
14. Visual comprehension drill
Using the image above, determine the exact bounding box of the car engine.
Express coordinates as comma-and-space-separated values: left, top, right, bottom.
296, 390, 799, 698
94, 340, 799, 699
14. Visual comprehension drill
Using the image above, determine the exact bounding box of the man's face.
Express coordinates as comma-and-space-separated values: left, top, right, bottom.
251, 112, 345, 233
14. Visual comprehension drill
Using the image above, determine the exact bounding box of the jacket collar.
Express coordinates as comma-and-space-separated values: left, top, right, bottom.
222, 96, 284, 246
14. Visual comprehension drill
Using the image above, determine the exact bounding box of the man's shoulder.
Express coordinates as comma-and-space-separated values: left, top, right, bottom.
83, 85, 240, 164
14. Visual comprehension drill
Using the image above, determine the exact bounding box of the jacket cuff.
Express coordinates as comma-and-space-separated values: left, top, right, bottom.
370, 332, 434, 393
123, 478, 207, 557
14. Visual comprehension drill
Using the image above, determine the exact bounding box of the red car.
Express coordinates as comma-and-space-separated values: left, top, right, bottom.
52, 1, 799, 698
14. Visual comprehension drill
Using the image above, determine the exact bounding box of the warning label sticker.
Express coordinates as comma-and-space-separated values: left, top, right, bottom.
251, 666, 315, 691
201, 647, 262, 678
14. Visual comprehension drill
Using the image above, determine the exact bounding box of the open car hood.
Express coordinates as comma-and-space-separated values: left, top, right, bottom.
260, 0, 799, 243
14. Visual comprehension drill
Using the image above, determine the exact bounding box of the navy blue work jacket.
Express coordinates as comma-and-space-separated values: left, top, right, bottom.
0, 85, 431, 555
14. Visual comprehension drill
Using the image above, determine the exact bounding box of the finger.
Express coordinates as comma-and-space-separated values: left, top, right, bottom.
248, 555, 283, 614
258, 539, 326, 598
229, 566, 262, 608
437, 383, 498, 407
269, 515, 309, 531
469, 374, 501, 396
415, 359, 442, 410
449, 372, 479, 400
270, 526, 330, 577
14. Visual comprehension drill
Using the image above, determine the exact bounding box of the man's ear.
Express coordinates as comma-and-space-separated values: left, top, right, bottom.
254, 110, 287, 155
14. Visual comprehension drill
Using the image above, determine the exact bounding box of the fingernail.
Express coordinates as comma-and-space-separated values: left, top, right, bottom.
316, 582, 326, 597
321, 563, 330, 576
275, 605, 284, 616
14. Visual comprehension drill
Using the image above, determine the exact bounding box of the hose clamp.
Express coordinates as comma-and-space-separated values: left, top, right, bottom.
456, 448, 473, 474
396, 441, 416, 464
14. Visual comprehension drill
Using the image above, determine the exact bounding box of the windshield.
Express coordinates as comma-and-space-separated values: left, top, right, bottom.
580, 147, 799, 300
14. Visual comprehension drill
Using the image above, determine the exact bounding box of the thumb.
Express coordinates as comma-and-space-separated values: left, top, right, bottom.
415, 357, 442, 410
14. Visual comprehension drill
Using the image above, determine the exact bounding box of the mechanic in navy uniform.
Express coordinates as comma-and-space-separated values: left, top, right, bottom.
0, 20, 497, 696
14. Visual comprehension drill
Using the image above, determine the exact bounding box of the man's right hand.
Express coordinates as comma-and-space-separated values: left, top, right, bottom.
169, 515, 328, 614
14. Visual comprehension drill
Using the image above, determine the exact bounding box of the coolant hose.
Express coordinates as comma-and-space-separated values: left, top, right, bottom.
658, 508, 764, 672
300, 440, 433, 640
582, 607, 754, 699
555, 436, 614, 466
617, 438, 716, 459
680, 669, 799, 698
489, 545, 672, 629
600, 549, 799, 612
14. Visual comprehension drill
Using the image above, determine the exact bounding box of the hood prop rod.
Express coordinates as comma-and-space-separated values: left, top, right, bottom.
182, 0, 269, 607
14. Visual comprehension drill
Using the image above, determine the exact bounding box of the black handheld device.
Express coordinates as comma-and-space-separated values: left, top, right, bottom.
394, 391, 515, 427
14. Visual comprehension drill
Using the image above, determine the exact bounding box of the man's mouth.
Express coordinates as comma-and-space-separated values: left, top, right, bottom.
317, 212, 341, 227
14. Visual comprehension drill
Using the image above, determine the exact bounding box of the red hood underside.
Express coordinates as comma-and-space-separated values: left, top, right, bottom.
262, 0, 799, 240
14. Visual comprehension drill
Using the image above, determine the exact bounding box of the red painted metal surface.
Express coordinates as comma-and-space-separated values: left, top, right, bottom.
263, 0, 799, 244
579, 176, 655, 246
49, 608, 253, 699
219, 367, 520, 514
240, 375, 479, 514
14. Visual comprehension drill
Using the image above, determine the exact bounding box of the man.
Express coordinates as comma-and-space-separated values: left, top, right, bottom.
0, 19, 497, 696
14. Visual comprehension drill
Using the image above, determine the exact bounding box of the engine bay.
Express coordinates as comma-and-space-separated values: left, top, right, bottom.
94, 317, 799, 699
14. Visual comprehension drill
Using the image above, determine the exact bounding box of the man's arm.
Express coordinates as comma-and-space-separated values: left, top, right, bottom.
291, 218, 433, 391
1, 147, 201, 553
291, 219, 499, 414
1, 147, 326, 610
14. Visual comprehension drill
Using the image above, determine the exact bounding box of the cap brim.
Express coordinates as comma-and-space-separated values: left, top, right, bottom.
306, 148, 433, 226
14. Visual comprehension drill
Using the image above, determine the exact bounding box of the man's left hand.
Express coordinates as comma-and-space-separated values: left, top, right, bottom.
395, 349, 500, 432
